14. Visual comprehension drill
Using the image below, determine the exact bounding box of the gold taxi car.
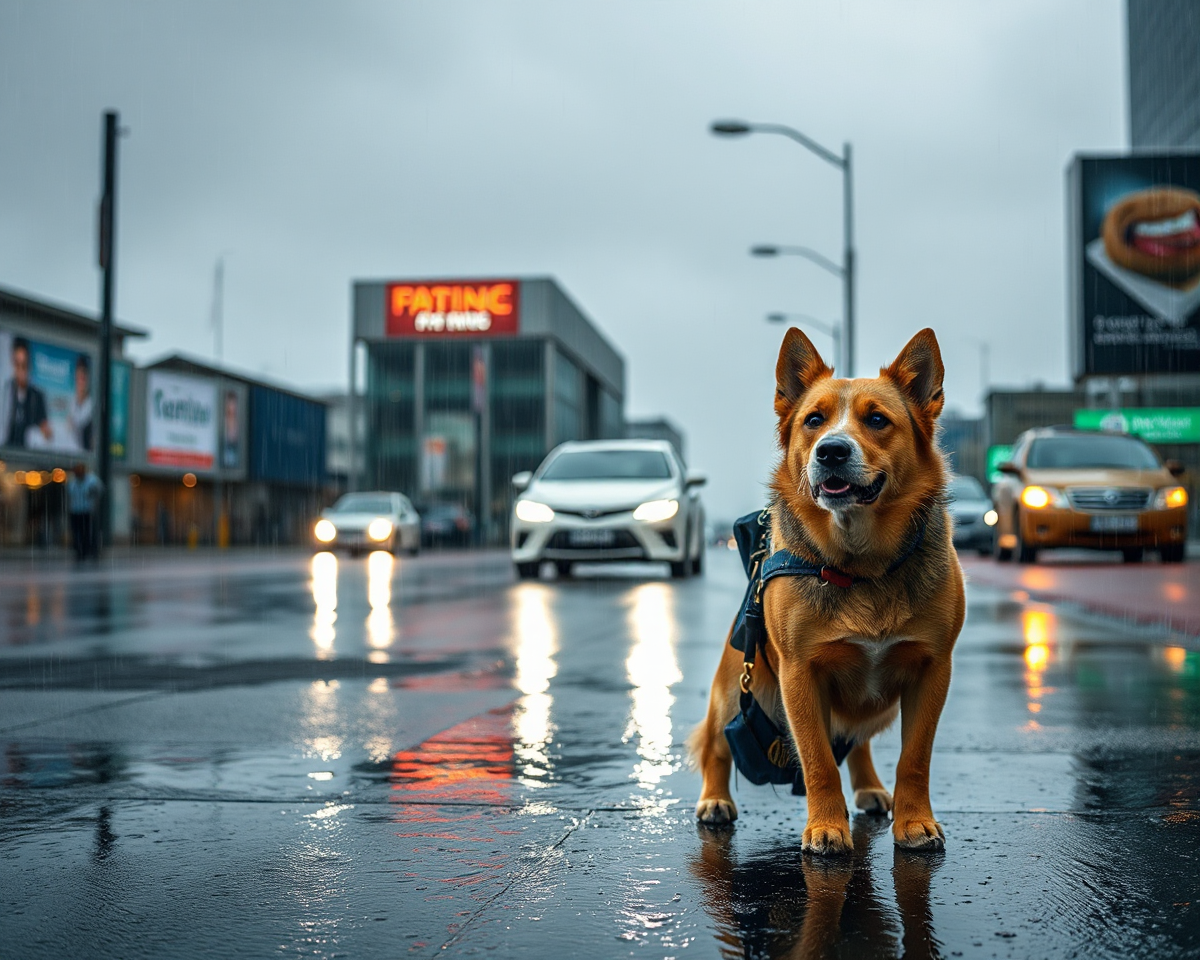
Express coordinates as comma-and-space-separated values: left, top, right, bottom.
991, 427, 1187, 564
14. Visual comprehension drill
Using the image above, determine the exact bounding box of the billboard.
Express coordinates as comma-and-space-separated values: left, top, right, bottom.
0, 330, 97, 455
1068, 154, 1200, 377
146, 371, 218, 470
386, 281, 519, 337
1074, 407, 1200, 443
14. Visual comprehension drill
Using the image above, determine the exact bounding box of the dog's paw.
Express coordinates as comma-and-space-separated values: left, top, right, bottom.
695, 797, 738, 825
854, 787, 893, 815
893, 816, 945, 850
802, 820, 853, 856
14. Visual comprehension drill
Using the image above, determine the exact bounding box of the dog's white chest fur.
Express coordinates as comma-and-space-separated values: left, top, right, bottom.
845, 635, 907, 701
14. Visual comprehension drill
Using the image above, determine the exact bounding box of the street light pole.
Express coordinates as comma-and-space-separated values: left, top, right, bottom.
713, 120, 857, 376
766, 312, 840, 370
96, 110, 119, 554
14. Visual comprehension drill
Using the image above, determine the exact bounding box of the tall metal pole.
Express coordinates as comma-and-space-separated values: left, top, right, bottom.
96, 110, 119, 553
842, 142, 855, 378
211, 257, 226, 547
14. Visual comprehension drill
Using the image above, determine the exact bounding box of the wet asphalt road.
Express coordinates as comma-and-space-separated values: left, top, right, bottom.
2, 547, 1199, 959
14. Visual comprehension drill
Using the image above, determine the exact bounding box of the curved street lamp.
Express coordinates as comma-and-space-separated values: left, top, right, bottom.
712, 119, 856, 376
766, 312, 841, 370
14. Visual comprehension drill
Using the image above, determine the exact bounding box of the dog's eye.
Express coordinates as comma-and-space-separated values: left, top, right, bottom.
804, 412, 825, 429
866, 412, 890, 429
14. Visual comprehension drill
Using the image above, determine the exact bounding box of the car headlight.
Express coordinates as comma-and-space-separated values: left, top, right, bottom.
515, 500, 555, 523
633, 499, 679, 523
1156, 486, 1188, 510
367, 518, 393, 541
983, 509, 998, 526
314, 519, 337, 543
1020, 486, 1066, 509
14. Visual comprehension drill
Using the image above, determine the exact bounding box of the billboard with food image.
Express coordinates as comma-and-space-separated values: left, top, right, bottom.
1068, 154, 1200, 377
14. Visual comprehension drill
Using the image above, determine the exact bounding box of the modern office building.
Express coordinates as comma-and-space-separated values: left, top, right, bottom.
1128, 0, 1200, 149
350, 277, 625, 542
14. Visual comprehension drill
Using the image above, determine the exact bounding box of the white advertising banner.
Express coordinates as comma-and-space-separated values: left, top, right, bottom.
146, 371, 217, 470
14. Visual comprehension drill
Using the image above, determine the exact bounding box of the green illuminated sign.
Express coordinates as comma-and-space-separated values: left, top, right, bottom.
986, 445, 1013, 483
1073, 407, 1200, 444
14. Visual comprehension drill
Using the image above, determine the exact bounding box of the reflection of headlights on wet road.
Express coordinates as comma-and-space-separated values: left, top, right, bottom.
633, 499, 678, 523
984, 509, 998, 526
314, 519, 337, 542
367, 518, 393, 541
515, 500, 554, 523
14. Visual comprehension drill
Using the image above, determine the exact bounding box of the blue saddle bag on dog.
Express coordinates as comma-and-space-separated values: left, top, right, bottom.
722, 510, 853, 795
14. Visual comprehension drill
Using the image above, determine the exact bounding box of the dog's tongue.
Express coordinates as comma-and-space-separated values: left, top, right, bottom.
821, 479, 851, 495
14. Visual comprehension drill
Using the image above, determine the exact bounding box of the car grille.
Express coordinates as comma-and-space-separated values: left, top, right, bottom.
551, 506, 635, 519
546, 530, 641, 550
1066, 487, 1152, 511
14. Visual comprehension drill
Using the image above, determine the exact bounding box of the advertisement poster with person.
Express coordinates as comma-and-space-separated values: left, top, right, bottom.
1069, 154, 1200, 377
0, 329, 96, 453
221, 388, 241, 469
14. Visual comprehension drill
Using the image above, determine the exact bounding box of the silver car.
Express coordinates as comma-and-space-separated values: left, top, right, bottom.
313, 491, 421, 557
511, 439, 706, 579
948, 475, 997, 556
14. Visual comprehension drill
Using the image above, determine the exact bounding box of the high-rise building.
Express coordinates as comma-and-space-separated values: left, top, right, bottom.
1128, 0, 1200, 149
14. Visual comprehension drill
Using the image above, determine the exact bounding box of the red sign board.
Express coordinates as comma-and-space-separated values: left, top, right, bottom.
386, 281, 520, 337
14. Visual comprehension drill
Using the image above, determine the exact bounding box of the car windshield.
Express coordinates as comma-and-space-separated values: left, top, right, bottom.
1026, 435, 1160, 470
540, 449, 673, 481
948, 476, 986, 500
332, 495, 392, 514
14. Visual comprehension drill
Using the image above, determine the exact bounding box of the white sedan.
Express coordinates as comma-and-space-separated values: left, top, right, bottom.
313, 491, 421, 556
511, 439, 706, 579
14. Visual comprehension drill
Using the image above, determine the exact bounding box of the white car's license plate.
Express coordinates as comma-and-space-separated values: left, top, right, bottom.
568, 529, 616, 547
1090, 515, 1138, 533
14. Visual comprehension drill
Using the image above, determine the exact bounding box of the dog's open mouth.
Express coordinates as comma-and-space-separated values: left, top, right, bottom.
812, 473, 886, 505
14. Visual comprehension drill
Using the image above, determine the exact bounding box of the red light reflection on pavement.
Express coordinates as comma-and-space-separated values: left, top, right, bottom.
388, 704, 518, 805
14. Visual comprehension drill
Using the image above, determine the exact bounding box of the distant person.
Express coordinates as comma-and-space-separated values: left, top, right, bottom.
68, 355, 94, 451
4, 337, 51, 448
67, 462, 104, 561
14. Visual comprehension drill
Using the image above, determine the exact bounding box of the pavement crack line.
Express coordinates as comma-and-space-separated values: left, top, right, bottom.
0, 691, 167, 735
433, 807, 596, 955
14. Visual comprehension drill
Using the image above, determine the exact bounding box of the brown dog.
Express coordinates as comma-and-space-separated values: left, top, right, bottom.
690, 327, 964, 854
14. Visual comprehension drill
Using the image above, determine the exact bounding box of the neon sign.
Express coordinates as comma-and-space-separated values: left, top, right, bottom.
386, 281, 520, 337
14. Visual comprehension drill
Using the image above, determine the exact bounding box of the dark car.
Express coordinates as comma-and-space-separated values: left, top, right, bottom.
419, 502, 475, 547
947, 475, 997, 556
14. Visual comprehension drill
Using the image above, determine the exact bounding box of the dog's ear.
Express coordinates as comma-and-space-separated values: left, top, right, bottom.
883, 328, 945, 424
775, 327, 832, 418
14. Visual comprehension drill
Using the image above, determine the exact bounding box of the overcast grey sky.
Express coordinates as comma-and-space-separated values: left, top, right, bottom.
0, 1, 1127, 518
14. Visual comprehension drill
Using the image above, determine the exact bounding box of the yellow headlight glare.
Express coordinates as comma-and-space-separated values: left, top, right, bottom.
515, 500, 555, 523
1020, 486, 1057, 509
367, 518, 393, 541
632, 499, 679, 523
314, 519, 337, 543
1156, 486, 1188, 510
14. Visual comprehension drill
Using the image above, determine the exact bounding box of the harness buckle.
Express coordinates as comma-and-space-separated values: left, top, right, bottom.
739, 662, 753, 694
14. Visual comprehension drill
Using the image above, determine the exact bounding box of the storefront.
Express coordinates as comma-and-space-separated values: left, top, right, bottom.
128, 357, 327, 546
351, 277, 626, 543
0, 286, 143, 547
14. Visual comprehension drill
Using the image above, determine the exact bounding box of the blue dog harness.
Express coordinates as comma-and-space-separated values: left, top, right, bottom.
722, 508, 925, 794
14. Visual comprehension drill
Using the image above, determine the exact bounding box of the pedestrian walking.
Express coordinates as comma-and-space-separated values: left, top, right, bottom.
67, 462, 103, 561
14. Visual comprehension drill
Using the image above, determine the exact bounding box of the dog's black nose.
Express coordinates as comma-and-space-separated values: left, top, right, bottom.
815, 439, 852, 467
